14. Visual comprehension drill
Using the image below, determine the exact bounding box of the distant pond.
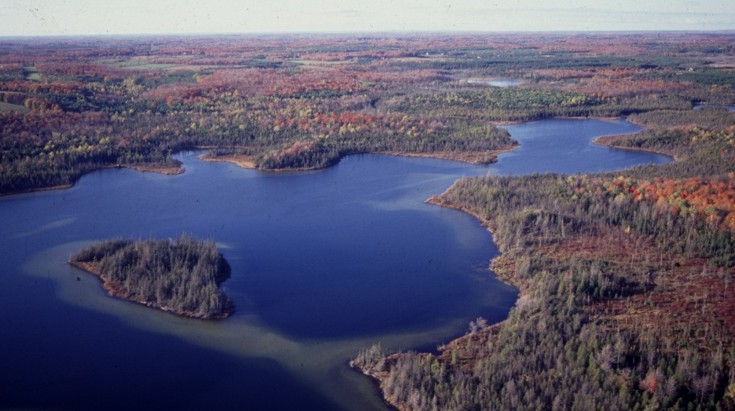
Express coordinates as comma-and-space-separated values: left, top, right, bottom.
466, 78, 522, 87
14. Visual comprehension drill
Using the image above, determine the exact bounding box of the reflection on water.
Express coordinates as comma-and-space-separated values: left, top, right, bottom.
0, 118, 670, 411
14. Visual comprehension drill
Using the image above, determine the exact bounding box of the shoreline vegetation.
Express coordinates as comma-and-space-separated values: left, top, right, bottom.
376, 145, 517, 165
1, 143, 515, 197
2, 32, 734, 410
199, 144, 519, 172
352, 113, 735, 410
122, 162, 184, 176
0, 162, 184, 197
68, 235, 233, 320
7, 33, 733, 196
593, 135, 682, 162
199, 152, 257, 169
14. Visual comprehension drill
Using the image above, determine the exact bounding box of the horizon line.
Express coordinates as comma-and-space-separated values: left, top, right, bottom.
2, 28, 735, 40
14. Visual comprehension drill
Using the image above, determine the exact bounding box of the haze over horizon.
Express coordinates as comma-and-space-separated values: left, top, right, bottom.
2, 0, 735, 37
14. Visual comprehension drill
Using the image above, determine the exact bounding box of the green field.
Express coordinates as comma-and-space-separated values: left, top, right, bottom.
22, 66, 41, 82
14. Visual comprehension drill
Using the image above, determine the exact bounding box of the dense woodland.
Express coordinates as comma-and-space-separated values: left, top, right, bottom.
353, 99, 735, 409
2, 33, 734, 193
70, 235, 232, 319
4, 32, 735, 409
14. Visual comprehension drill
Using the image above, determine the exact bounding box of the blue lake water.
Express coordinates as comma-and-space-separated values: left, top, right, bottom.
0, 118, 670, 411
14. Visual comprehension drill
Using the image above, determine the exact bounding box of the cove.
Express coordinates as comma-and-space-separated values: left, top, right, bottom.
0, 118, 670, 411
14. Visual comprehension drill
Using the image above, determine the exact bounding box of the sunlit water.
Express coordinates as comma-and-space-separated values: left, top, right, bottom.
0, 119, 669, 410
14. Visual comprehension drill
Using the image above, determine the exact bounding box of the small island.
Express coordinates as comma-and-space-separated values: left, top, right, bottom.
69, 235, 233, 319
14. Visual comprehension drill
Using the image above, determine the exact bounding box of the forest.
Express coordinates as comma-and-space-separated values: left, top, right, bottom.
2, 33, 734, 194
3, 32, 735, 409
69, 235, 232, 319
352, 94, 735, 409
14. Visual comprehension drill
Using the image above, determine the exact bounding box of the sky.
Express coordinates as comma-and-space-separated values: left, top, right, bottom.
1, 0, 734, 36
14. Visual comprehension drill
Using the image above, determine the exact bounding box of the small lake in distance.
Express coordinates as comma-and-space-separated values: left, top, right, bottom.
0, 118, 670, 411
466, 78, 522, 87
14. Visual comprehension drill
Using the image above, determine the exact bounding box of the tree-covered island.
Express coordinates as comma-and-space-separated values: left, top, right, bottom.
2, 31, 734, 410
69, 235, 232, 319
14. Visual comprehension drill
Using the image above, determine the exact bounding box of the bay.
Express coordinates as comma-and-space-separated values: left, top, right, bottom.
0, 118, 669, 410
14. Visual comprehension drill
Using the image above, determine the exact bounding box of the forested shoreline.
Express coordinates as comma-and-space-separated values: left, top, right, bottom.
3, 32, 735, 409
3, 33, 734, 194
352, 107, 735, 410
69, 235, 232, 319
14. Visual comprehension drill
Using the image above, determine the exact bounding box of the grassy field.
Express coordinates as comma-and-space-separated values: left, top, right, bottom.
0, 101, 29, 113
22, 66, 41, 82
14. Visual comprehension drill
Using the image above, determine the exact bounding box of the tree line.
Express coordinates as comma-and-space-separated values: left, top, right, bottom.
70, 234, 232, 319
2, 33, 733, 194
353, 108, 735, 410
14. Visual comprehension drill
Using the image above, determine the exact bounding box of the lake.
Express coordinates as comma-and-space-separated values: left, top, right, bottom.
466, 78, 521, 87
0, 119, 669, 411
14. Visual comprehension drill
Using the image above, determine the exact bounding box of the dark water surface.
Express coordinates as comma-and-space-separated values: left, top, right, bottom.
0, 119, 669, 410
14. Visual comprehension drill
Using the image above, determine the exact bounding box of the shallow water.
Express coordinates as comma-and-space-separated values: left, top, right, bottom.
0, 118, 669, 410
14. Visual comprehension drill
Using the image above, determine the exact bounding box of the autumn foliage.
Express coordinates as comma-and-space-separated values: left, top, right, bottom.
2, 32, 734, 194
567, 174, 735, 232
